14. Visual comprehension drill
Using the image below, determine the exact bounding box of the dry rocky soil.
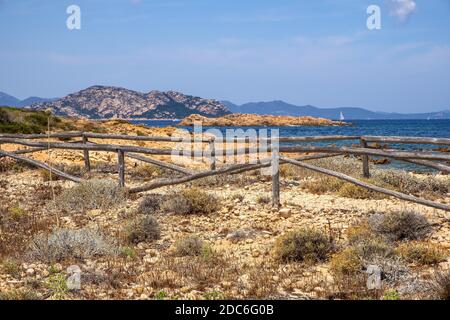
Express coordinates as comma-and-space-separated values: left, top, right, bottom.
0, 120, 449, 300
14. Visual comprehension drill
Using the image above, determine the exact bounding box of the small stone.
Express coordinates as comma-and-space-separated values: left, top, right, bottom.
251, 250, 260, 258
26, 268, 35, 276
66, 265, 81, 291
279, 208, 292, 218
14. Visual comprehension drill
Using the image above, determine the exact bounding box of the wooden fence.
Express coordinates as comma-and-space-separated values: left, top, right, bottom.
0, 132, 449, 212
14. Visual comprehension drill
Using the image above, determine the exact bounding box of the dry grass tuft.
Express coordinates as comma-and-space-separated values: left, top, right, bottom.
27, 228, 118, 263
161, 188, 220, 215
53, 179, 126, 214
396, 242, 446, 266
274, 228, 334, 264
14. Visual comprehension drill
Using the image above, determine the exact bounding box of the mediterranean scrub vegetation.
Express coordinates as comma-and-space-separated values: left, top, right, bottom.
0, 118, 448, 300
0, 107, 73, 134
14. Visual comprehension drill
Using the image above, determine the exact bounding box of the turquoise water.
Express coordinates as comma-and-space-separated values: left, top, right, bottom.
130, 119, 450, 172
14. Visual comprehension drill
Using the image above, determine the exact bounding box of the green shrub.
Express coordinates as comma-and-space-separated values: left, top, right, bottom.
274, 228, 333, 263
54, 179, 126, 213
0, 289, 40, 300
46, 273, 68, 300
396, 242, 446, 265
0, 109, 10, 124
161, 188, 220, 215
383, 289, 400, 300
27, 228, 118, 263
125, 216, 160, 244
368, 210, 432, 242
1, 260, 21, 277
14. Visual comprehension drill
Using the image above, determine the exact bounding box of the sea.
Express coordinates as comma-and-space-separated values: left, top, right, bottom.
130, 119, 450, 172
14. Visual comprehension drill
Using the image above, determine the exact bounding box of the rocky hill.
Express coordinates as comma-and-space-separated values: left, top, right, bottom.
178, 113, 347, 126
30, 86, 231, 119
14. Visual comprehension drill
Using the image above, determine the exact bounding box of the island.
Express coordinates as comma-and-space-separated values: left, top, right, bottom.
178, 113, 348, 126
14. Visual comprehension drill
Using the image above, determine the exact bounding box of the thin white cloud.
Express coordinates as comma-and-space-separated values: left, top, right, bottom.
387, 0, 417, 22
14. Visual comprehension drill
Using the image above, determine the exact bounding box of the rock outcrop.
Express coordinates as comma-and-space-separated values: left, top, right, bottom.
178, 113, 347, 126
30, 86, 231, 119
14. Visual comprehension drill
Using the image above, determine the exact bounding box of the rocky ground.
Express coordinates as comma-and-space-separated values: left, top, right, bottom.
0, 121, 449, 300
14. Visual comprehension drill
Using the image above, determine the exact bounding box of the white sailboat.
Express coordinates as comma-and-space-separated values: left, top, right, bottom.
339, 111, 345, 121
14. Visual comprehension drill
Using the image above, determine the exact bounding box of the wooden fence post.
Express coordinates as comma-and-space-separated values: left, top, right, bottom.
360, 138, 370, 178
118, 149, 125, 187
209, 137, 216, 171
271, 148, 280, 209
82, 133, 91, 172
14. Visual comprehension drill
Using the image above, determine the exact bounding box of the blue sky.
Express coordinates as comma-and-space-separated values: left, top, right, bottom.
0, 0, 449, 113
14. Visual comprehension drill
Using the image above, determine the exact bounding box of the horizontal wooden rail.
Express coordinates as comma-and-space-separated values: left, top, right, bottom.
363, 136, 450, 146
277, 145, 450, 161
280, 156, 450, 212
0, 138, 174, 156
0, 132, 83, 139
126, 153, 195, 175
129, 160, 273, 193
84, 132, 212, 143
0, 150, 82, 183
401, 159, 450, 173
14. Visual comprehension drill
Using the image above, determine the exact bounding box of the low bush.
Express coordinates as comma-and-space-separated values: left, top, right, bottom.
337, 183, 386, 200
431, 271, 450, 300
0, 289, 40, 300
136, 194, 165, 215
396, 242, 446, 265
39, 164, 85, 182
27, 228, 118, 263
53, 179, 126, 214
274, 228, 333, 264
174, 236, 207, 257
330, 248, 363, 276
302, 176, 344, 195
125, 216, 160, 244
368, 210, 432, 242
161, 188, 220, 215
373, 169, 448, 197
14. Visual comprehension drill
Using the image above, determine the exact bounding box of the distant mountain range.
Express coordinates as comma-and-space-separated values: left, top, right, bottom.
0, 92, 55, 107
1, 88, 448, 120
222, 100, 450, 120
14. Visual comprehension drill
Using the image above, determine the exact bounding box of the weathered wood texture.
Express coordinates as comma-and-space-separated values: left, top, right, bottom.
271, 150, 280, 208
118, 150, 125, 187
401, 159, 450, 173
360, 138, 370, 178
0, 149, 82, 183
82, 134, 91, 172
280, 156, 450, 212
126, 153, 195, 175
363, 136, 450, 146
